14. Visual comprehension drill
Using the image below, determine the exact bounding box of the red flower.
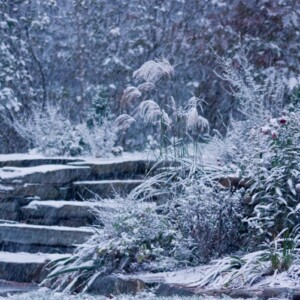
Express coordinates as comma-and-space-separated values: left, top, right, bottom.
278, 117, 287, 125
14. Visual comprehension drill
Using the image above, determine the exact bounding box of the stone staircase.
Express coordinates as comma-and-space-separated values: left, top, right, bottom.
0, 156, 155, 287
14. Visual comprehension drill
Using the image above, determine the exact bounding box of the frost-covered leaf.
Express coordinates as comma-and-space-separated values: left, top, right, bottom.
275, 187, 283, 197
287, 178, 296, 196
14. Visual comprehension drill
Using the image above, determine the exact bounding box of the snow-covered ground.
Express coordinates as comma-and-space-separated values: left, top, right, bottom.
0, 288, 254, 300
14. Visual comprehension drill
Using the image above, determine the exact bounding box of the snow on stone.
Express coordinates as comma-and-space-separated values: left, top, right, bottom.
0, 148, 218, 167
0, 164, 89, 180
73, 151, 157, 165
76, 147, 217, 167
0, 251, 68, 264
0, 223, 94, 233
74, 179, 145, 185
0, 153, 75, 162
0, 184, 13, 191
126, 265, 209, 286
25, 199, 122, 210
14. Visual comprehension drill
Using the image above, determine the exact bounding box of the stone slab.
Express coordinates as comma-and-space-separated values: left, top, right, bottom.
0, 223, 94, 253
86, 275, 146, 296
0, 252, 68, 283
0, 157, 84, 168
0, 184, 72, 201
20, 200, 101, 227
0, 165, 91, 185
73, 179, 144, 199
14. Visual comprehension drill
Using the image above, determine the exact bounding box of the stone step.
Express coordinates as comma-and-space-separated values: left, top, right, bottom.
19, 200, 120, 227
71, 159, 156, 179
0, 252, 68, 283
0, 165, 92, 185
0, 197, 23, 221
0, 280, 39, 297
73, 179, 145, 199
0, 183, 71, 201
0, 223, 94, 254
0, 179, 144, 204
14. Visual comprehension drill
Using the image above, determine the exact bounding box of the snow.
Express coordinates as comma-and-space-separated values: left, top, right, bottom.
251, 268, 300, 288
0, 251, 68, 264
72, 151, 157, 165
0, 154, 81, 162
26, 200, 97, 209
73, 179, 145, 185
0, 151, 156, 167
0, 184, 13, 191
0, 223, 94, 233
0, 164, 90, 180
288, 77, 299, 91
0, 288, 248, 300
76, 148, 217, 167
126, 265, 208, 286
126, 262, 300, 291
0, 148, 218, 168
25, 199, 122, 210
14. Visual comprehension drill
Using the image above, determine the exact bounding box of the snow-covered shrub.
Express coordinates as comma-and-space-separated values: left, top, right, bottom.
160, 176, 243, 264
244, 101, 300, 244
210, 55, 300, 278
216, 52, 284, 120
10, 103, 116, 157
75, 119, 116, 158
45, 199, 174, 292
215, 53, 285, 167
15, 105, 81, 156
46, 158, 243, 292
46, 55, 300, 292
206, 55, 300, 280
78, 92, 116, 157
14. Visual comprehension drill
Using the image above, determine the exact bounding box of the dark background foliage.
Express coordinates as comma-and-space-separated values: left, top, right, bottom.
1, 0, 299, 153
